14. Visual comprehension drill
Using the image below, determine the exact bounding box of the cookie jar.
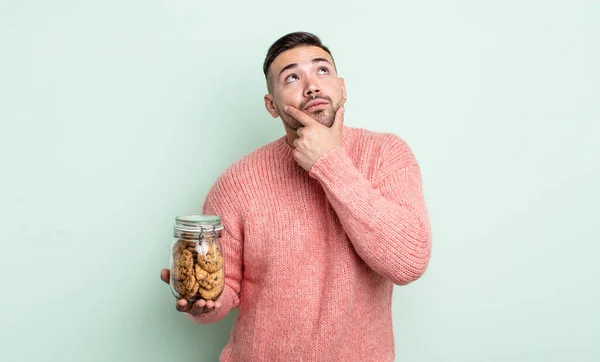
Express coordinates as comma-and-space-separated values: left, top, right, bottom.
170, 214, 225, 303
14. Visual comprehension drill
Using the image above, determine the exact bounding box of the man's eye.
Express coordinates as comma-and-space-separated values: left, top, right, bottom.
285, 74, 299, 83
318, 67, 329, 74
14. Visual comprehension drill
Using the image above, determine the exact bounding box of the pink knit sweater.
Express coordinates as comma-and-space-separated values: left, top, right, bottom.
186, 125, 431, 361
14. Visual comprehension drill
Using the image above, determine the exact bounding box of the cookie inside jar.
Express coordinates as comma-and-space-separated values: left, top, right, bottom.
171, 215, 225, 303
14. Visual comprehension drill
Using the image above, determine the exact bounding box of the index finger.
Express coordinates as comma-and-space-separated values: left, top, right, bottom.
189, 299, 207, 315
284, 106, 317, 126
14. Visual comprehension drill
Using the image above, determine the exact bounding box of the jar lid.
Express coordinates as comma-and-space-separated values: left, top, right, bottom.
175, 214, 223, 233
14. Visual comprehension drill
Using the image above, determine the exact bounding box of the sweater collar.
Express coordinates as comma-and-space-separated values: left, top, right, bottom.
274, 125, 355, 161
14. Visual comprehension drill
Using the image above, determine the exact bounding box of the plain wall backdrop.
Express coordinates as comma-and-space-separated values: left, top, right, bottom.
1, 0, 598, 361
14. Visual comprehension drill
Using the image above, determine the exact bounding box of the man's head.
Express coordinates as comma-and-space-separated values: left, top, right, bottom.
263, 32, 347, 130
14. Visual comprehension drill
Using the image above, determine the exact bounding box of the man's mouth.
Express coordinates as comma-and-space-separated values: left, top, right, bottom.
304, 100, 328, 111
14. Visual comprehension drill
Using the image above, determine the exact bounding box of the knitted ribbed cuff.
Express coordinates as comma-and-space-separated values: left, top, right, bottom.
309, 146, 357, 187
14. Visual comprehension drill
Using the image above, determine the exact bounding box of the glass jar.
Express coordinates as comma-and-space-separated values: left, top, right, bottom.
170, 214, 225, 303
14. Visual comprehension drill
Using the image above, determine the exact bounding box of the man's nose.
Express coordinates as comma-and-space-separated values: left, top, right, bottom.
304, 81, 321, 98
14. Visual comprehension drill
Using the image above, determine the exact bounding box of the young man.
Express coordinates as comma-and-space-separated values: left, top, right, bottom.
161, 31, 432, 361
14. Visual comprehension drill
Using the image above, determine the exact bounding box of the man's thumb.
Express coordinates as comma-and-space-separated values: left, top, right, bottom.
160, 269, 170, 284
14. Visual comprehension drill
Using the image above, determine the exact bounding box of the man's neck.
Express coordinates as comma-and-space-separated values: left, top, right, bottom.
284, 125, 299, 149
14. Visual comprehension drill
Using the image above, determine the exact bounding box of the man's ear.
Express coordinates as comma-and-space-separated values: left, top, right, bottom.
264, 94, 280, 118
340, 77, 347, 104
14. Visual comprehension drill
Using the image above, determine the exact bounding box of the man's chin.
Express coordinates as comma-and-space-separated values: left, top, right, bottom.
313, 114, 335, 127
320, 120, 335, 128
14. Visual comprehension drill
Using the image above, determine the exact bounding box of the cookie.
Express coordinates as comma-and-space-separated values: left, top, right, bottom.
172, 262, 193, 280
195, 264, 224, 290
172, 240, 184, 256
187, 280, 201, 301
178, 249, 194, 269
197, 243, 223, 273
183, 275, 198, 294
185, 243, 199, 254
173, 240, 197, 258
194, 264, 212, 290
198, 283, 223, 301
209, 267, 224, 289
174, 275, 200, 300
198, 267, 224, 300
172, 249, 194, 280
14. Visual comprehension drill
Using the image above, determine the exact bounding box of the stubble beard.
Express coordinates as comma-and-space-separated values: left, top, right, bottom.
279, 103, 338, 130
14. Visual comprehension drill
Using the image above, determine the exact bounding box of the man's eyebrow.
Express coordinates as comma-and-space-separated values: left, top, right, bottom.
278, 58, 333, 78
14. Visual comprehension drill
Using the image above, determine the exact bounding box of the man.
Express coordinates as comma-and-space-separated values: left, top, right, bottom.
161, 31, 432, 361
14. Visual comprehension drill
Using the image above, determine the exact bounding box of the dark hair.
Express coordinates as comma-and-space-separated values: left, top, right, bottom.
263, 31, 335, 93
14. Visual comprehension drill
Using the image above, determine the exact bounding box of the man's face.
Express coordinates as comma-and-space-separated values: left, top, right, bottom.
265, 46, 346, 129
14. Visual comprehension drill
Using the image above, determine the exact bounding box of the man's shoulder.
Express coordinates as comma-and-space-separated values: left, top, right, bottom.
347, 126, 410, 153
345, 126, 418, 173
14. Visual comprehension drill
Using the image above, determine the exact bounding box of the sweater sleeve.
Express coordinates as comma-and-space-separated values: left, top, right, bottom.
308, 135, 431, 285
184, 174, 244, 324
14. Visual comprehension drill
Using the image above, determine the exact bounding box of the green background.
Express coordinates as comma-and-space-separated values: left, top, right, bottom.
1, 1, 598, 361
